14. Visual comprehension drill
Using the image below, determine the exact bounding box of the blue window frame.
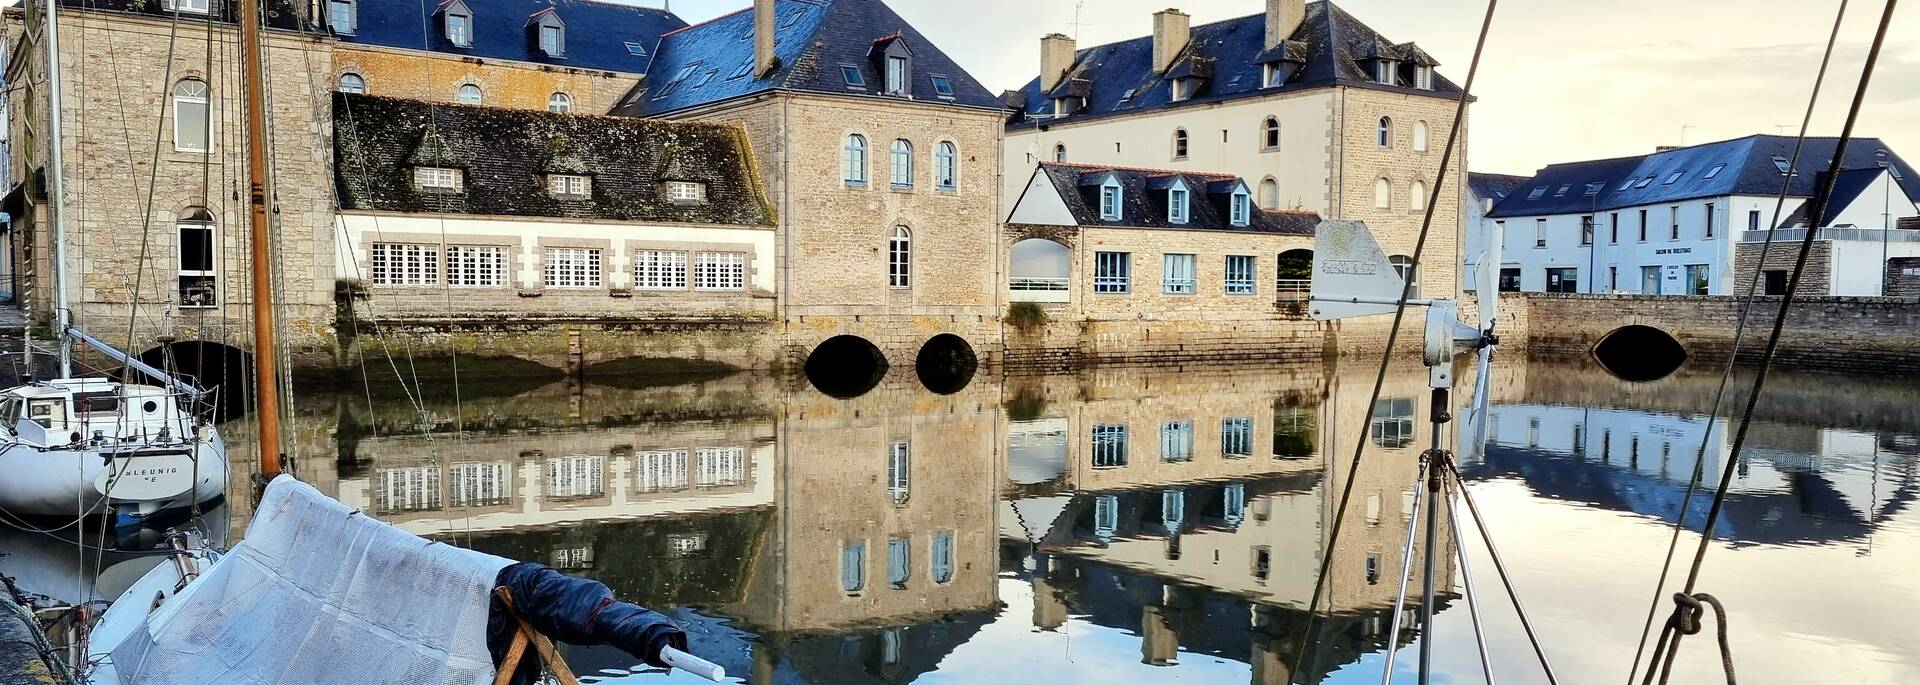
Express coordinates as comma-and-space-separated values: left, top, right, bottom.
1094, 251, 1131, 293
1225, 255, 1256, 295
890, 139, 913, 188
934, 142, 957, 190
1162, 253, 1196, 294
931, 531, 953, 583
842, 134, 867, 185
841, 541, 865, 593
1221, 417, 1253, 457
1099, 177, 1122, 220
1092, 424, 1128, 467
1230, 189, 1251, 226
1160, 420, 1194, 462
886, 537, 910, 589
1168, 185, 1190, 224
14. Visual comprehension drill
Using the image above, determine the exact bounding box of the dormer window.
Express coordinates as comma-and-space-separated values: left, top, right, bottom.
548, 174, 590, 198
1230, 187, 1251, 227
1168, 181, 1190, 225
1374, 59, 1396, 85
414, 166, 463, 192
885, 56, 907, 94
530, 11, 566, 57
164, 0, 209, 14
1099, 176, 1123, 221
1413, 65, 1432, 90
1053, 97, 1080, 117
442, 1, 474, 48
1170, 78, 1194, 102
327, 0, 355, 33
665, 181, 708, 203
1262, 63, 1283, 88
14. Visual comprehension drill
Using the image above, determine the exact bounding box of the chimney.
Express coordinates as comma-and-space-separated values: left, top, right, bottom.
1152, 9, 1190, 74
1654, 145, 1681, 153
1039, 34, 1076, 92
754, 0, 776, 78
1266, 0, 1303, 49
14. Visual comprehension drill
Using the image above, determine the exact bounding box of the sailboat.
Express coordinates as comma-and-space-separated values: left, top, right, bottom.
0, 0, 227, 520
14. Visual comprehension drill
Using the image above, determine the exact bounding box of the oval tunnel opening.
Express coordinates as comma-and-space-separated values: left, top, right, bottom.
1591, 325, 1687, 382
914, 334, 978, 395
804, 335, 889, 399
136, 341, 253, 419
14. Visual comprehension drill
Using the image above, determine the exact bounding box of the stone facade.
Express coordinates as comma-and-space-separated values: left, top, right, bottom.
1511, 292, 1920, 373
1889, 257, 1920, 297
333, 46, 640, 115
5, 8, 339, 366
1732, 240, 1832, 297
681, 93, 1007, 368
1332, 86, 1464, 297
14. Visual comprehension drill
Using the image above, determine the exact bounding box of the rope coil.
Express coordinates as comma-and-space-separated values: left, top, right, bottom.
1644, 592, 1735, 685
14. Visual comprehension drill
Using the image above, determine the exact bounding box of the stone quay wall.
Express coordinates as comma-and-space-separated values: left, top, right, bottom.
1510, 292, 1920, 373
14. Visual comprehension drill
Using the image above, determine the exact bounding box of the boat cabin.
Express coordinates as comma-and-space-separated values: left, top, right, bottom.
0, 379, 198, 448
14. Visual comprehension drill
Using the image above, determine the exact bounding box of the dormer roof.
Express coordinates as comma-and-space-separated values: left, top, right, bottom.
339, 0, 684, 74
1030, 163, 1318, 233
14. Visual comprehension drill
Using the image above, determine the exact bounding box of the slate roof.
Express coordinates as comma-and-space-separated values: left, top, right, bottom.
332, 94, 773, 225
611, 0, 1002, 118
336, 0, 685, 75
1029, 162, 1320, 234
1467, 172, 1528, 203
1777, 168, 1911, 227
1487, 135, 1920, 218
55, 0, 311, 30
1003, 1, 1463, 129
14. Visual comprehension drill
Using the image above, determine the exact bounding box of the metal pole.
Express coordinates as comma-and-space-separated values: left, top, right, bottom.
1378, 458, 1430, 685
1417, 394, 1446, 685
1882, 173, 1891, 296
1446, 461, 1560, 685
43, 0, 71, 378
1447, 473, 1498, 685
238, 0, 283, 477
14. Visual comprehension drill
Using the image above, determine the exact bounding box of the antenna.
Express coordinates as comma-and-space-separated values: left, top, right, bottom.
1680, 124, 1695, 145
1068, 0, 1092, 41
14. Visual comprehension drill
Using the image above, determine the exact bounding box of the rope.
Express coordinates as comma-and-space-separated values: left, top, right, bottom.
1292, 0, 1500, 679
1635, 1, 1899, 682
1644, 593, 1735, 685
1623, 2, 1850, 679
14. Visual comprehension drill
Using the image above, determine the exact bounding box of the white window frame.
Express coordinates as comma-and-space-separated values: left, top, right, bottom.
338, 72, 368, 94
1160, 420, 1194, 462
635, 449, 689, 492
885, 55, 907, 94
692, 251, 746, 291
446, 11, 473, 47
1093, 251, 1131, 293
887, 227, 912, 288
545, 455, 605, 500
1162, 253, 1196, 294
542, 247, 603, 288
370, 243, 441, 287
414, 166, 463, 191
1224, 254, 1256, 295
328, 0, 355, 33
547, 92, 571, 113
632, 250, 688, 290
177, 220, 217, 308
171, 79, 211, 153
694, 447, 746, 487
1413, 120, 1429, 152
1376, 116, 1392, 148
665, 181, 708, 203
1091, 424, 1128, 467
547, 174, 590, 198
165, 0, 209, 14
934, 141, 957, 190
446, 245, 507, 287
1410, 180, 1428, 211
887, 440, 910, 504
1221, 416, 1253, 458
457, 83, 482, 105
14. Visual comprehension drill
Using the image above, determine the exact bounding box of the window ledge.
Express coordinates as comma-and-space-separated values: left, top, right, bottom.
890, 185, 915, 193
844, 181, 868, 189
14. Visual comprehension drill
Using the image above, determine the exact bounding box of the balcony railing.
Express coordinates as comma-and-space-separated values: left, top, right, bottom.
1008, 277, 1069, 291
1275, 278, 1311, 302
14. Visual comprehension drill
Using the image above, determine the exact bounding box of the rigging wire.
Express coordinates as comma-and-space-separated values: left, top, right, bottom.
1635, 2, 1901, 683
1291, 0, 1503, 679
1621, 1, 1851, 680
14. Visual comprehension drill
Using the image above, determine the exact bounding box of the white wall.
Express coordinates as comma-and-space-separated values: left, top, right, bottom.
334, 213, 777, 292
1477, 194, 1809, 295
1000, 90, 1336, 215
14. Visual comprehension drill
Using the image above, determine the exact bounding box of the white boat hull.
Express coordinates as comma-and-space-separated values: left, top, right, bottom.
0, 430, 227, 518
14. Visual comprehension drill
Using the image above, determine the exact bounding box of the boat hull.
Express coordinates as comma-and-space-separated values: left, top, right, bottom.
0, 431, 227, 518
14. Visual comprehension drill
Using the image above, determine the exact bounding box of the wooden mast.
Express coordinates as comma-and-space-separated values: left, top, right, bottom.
238, 0, 282, 478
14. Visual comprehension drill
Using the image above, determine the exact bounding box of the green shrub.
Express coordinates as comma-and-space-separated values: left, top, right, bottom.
1006, 302, 1049, 332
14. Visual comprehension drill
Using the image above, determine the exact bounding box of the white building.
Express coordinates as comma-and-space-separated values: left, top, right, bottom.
1469, 136, 1920, 296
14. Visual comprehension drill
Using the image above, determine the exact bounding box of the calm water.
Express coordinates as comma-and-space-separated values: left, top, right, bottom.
6, 355, 1917, 684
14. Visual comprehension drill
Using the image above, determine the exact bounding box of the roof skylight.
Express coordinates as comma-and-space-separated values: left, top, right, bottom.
1663, 171, 1684, 185
1703, 163, 1726, 179
1772, 155, 1792, 174
1527, 187, 1547, 200
841, 65, 866, 88
1584, 182, 1604, 196
1553, 184, 1571, 197
930, 75, 953, 97
1634, 176, 1655, 189
624, 41, 648, 57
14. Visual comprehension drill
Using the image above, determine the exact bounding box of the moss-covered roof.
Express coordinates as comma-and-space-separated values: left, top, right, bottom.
333, 93, 774, 226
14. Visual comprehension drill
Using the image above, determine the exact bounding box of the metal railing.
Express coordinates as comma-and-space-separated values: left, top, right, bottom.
1275, 278, 1311, 302
1008, 277, 1069, 291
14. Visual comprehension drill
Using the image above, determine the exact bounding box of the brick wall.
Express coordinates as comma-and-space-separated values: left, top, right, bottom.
1733, 241, 1832, 296
335, 46, 640, 114
1513, 292, 1920, 373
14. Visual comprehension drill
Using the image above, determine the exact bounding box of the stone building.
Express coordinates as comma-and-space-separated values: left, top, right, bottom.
612, 0, 1008, 371
3, 0, 339, 379
1481, 135, 1920, 296
331, 93, 778, 367
1001, 0, 1470, 302
322, 0, 682, 115
1002, 162, 1329, 364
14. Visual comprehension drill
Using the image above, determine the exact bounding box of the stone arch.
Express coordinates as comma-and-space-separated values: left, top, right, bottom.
803, 335, 888, 399
137, 340, 251, 418
1010, 238, 1070, 301
914, 334, 978, 395
1591, 325, 1687, 382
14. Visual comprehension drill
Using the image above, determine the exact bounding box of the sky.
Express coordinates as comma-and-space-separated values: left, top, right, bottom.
644, 0, 1920, 176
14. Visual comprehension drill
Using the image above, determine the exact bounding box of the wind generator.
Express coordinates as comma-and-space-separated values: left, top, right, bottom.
1308, 220, 1557, 685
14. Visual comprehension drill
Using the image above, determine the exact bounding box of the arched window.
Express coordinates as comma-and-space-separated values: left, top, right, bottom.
1374, 177, 1392, 209
888, 226, 912, 288
1009, 239, 1070, 299
457, 83, 482, 105
1410, 180, 1428, 211
1054, 143, 1067, 163
1413, 120, 1429, 152
177, 206, 217, 307
843, 134, 868, 185
1377, 116, 1392, 148
172, 78, 210, 152
1276, 249, 1313, 301
890, 139, 913, 188
1259, 177, 1280, 210
1389, 255, 1418, 298
337, 72, 366, 94
1262, 116, 1281, 151
1172, 128, 1189, 160
934, 141, 957, 190
547, 92, 571, 113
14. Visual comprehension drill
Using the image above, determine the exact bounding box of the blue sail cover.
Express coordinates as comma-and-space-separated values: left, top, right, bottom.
489, 562, 688, 684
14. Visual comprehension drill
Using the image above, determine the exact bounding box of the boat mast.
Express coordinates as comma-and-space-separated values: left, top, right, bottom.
43, 0, 71, 378
238, 0, 282, 477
